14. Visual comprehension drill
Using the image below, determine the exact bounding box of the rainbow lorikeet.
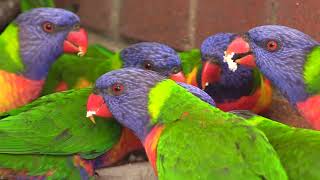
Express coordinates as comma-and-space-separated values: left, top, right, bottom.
0, 88, 119, 179
0, 81, 213, 178
42, 42, 186, 95
41, 42, 208, 171
180, 38, 272, 114
0, 8, 88, 113
223, 25, 320, 129
87, 68, 287, 180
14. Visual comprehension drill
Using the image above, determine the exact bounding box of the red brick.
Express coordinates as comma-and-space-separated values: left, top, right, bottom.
71, 0, 113, 35
195, 0, 269, 47
276, 0, 320, 41
55, 0, 79, 8
120, 0, 191, 50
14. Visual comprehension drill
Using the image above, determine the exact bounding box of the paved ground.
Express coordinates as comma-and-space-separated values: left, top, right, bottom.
97, 162, 156, 180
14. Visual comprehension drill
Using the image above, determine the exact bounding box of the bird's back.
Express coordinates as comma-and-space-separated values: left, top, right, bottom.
147, 80, 287, 179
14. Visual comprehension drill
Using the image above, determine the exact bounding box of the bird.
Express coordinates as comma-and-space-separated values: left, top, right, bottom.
199, 33, 272, 113
0, 8, 88, 113
0, 88, 118, 179
180, 34, 272, 114
224, 25, 320, 129
87, 68, 287, 180
42, 42, 186, 95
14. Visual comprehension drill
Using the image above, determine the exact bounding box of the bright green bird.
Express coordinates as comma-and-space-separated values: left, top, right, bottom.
0, 88, 121, 179
87, 68, 288, 180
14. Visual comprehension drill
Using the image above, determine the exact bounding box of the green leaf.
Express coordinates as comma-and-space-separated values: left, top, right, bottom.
20, 0, 55, 12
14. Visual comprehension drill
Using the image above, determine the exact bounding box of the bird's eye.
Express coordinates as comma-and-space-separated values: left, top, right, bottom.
171, 66, 181, 74
111, 83, 124, 96
143, 61, 153, 70
265, 40, 279, 52
42, 22, 55, 33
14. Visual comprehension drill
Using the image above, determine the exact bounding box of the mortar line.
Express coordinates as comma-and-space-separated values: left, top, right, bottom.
110, 0, 122, 41
188, 0, 198, 49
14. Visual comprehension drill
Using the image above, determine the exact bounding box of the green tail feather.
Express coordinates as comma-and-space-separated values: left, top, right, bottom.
20, 0, 55, 12
304, 46, 320, 94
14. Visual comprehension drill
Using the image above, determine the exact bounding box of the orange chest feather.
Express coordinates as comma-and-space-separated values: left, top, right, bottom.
217, 78, 272, 114
297, 95, 320, 130
0, 70, 44, 113
143, 125, 165, 176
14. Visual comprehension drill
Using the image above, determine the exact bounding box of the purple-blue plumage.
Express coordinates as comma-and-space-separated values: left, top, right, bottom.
200, 33, 254, 103
121, 42, 182, 77
94, 68, 165, 141
15, 8, 80, 80
247, 25, 319, 104
177, 82, 215, 106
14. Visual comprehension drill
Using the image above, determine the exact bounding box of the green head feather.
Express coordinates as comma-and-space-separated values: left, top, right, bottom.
304, 46, 320, 94
0, 23, 24, 73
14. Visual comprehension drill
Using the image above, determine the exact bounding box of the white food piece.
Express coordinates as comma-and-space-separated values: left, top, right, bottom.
223, 51, 238, 72
86, 110, 96, 117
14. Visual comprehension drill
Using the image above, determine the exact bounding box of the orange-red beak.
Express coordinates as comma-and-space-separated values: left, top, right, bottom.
225, 36, 256, 67
201, 60, 221, 89
169, 71, 187, 83
86, 93, 112, 124
63, 28, 88, 56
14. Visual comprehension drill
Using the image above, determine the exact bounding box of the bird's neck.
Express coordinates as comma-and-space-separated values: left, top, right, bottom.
259, 63, 309, 105
296, 95, 320, 129
303, 46, 320, 94
143, 124, 165, 175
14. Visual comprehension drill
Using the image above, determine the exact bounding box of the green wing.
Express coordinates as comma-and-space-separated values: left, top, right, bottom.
245, 114, 320, 180
178, 49, 202, 76
0, 88, 121, 159
85, 44, 115, 59
42, 45, 121, 95
0, 154, 89, 179
20, 0, 55, 12
0, 23, 24, 73
148, 80, 287, 179
304, 46, 320, 94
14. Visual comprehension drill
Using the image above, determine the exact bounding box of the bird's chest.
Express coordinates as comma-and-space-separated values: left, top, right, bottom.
296, 95, 320, 129
0, 70, 44, 113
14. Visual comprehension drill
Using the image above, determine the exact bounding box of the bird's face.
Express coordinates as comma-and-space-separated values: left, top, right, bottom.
200, 33, 234, 89
223, 25, 319, 103
120, 42, 186, 82
15, 8, 88, 80
16, 8, 88, 57
200, 33, 253, 90
224, 25, 318, 78
86, 68, 165, 139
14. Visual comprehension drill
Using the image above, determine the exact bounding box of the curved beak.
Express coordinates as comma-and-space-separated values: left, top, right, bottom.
169, 71, 187, 83
63, 28, 88, 57
225, 36, 256, 67
201, 59, 221, 89
86, 93, 112, 124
